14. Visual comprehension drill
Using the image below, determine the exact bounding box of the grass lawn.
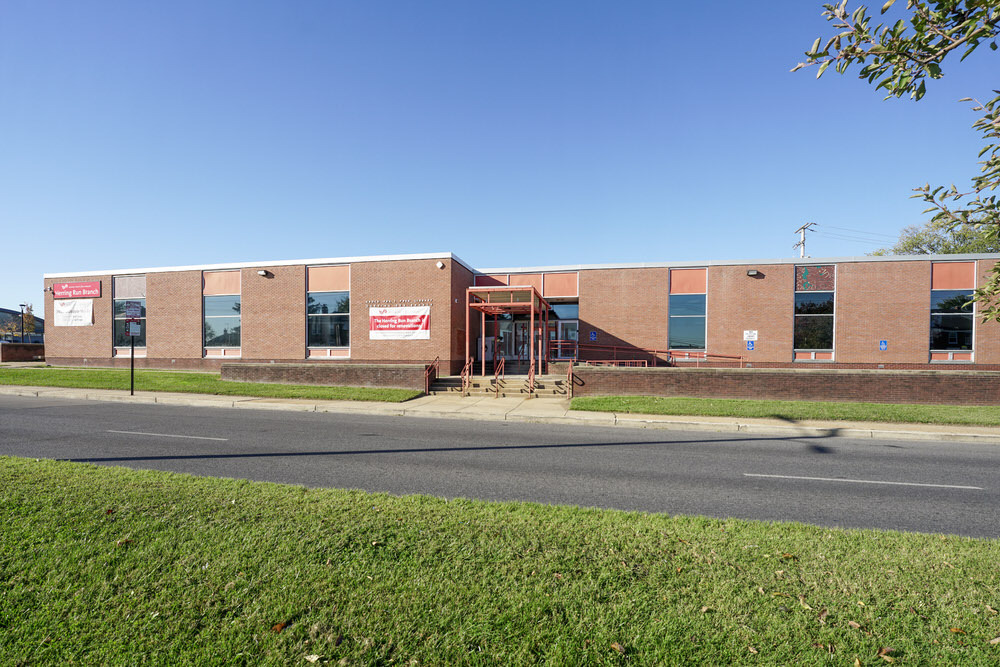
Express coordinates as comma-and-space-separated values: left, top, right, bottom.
571, 395, 1000, 427
2, 457, 999, 665
0, 367, 421, 403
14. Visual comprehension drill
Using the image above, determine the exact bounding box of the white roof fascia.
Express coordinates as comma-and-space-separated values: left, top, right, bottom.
44, 252, 476, 279
477, 253, 1000, 274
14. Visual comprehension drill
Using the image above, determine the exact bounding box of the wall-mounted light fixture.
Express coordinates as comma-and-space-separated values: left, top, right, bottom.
435, 261, 445, 269
257, 270, 273, 278
746, 269, 760, 277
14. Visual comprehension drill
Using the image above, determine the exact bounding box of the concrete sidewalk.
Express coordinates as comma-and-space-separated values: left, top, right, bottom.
2, 384, 999, 445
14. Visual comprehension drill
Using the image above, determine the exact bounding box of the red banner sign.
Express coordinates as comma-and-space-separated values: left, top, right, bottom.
52, 281, 102, 299
369, 306, 430, 340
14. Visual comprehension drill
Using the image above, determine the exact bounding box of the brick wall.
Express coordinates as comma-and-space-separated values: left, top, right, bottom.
241, 265, 307, 361
0, 343, 45, 362
836, 260, 929, 365
451, 261, 476, 374
707, 264, 794, 363
44, 275, 112, 359
976, 259, 1000, 365
572, 366, 1000, 406
578, 267, 670, 355
147, 270, 203, 360
221, 362, 428, 391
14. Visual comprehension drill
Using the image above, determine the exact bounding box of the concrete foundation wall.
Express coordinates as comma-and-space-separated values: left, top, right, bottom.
221, 362, 428, 391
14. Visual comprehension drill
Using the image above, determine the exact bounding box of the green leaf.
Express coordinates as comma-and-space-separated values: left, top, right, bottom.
880, 0, 896, 13
817, 60, 832, 78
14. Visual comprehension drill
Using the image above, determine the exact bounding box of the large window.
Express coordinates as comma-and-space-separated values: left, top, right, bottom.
307, 291, 350, 347
204, 295, 241, 347
930, 290, 973, 350
668, 294, 706, 349
113, 298, 146, 347
794, 265, 835, 354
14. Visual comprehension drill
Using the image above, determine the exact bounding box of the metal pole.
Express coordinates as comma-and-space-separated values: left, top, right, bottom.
481, 311, 486, 377
19, 304, 25, 343
464, 289, 469, 373
130, 334, 135, 396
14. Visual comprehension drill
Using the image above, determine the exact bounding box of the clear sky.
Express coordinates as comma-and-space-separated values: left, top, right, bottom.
1, 1, 994, 318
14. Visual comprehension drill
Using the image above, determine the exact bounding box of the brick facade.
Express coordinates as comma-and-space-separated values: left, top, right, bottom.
0, 343, 45, 362
42, 252, 1000, 376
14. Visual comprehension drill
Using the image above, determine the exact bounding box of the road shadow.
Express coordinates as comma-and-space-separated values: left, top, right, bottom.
71, 429, 845, 464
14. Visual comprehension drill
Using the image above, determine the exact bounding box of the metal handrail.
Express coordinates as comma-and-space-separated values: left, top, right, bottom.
424, 356, 440, 395
550, 340, 745, 368
460, 356, 474, 396
566, 360, 574, 399
493, 357, 505, 398
527, 361, 535, 397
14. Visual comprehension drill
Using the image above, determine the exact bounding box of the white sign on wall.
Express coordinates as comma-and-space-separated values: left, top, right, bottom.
743, 330, 758, 341
53, 299, 94, 327
369, 306, 431, 340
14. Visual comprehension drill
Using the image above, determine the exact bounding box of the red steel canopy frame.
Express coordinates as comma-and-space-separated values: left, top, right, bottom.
465, 285, 550, 376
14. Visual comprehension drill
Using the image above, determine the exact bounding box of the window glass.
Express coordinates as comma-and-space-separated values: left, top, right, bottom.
668, 316, 706, 349
113, 298, 146, 347
204, 295, 241, 317
669, 294, 706, 316
307, 292, 349, 314
308, 314, 350, 347
794, 292, 834, 315
549, 303, 579, 320
794, 317, 834, 350
204, 317, 241, 347
931, 290, 973, 313
931, 315, 973, 350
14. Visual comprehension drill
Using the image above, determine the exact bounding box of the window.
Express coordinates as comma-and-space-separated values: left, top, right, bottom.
668, 294, 706, 349
307, 291, 350, 347
113, 275, 146, 349
794, 265, 835, 355
113, 298, 146, 347
204, 295, 241, 347
930, 290, 973, 350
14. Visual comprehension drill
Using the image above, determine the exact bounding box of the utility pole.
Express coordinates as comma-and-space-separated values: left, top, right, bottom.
793, 222, 816, 258
18, 303, 26, 343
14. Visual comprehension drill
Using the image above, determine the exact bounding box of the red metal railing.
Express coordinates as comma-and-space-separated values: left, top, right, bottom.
424, 356, 440, 395
566, 361, 574, 399
548, 340, 744, 368
493, 356, 505, 398
460, 356, 474, 396
527, 360, 535, 397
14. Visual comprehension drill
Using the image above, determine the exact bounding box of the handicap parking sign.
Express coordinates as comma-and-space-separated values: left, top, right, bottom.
589, 331, 597, 342
746, 340, 754, 351
879, 340, 887, 351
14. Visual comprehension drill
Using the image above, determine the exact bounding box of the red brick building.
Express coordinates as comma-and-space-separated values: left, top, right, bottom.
43, 251, 1000, 373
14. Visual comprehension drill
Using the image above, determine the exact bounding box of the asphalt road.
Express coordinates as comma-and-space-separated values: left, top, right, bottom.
2, 394, 997, 538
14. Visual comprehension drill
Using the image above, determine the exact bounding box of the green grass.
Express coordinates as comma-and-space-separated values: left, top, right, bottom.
0, 367, 421, 403
572, 395, 1000, 427
2, 457, 999, 665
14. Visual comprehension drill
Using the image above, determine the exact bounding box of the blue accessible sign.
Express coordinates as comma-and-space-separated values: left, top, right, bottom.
746, 341, 754, 351
589, 331, 597, 342
879, 340, 888, 351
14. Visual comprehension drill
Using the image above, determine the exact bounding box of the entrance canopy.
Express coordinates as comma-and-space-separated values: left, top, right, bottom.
466, 286, 551, 376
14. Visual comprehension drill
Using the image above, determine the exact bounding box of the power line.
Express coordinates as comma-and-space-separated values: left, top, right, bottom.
818, 224, 898, 240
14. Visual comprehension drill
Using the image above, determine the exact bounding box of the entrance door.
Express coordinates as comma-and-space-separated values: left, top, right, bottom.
551, 320, 578, 359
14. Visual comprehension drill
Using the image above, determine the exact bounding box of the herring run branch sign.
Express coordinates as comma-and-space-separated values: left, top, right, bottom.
369, 306, 430, 340
53, 281, 101, 299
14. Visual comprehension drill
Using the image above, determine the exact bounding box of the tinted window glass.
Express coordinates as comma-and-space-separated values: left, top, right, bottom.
668, 316, 706, 349
204, 317, 241, 347
204, 295, 241, 317
549, 303, 579, 320
308, 292, 350, 314
669, 294, 706, 316
931, 290, 973, 313
794, 292, 834, 315
113, 299, 146, 318
308, 314, 350, 347
113, 320, 146, 347
930, 314, 973, 350
794, 317, 833, 350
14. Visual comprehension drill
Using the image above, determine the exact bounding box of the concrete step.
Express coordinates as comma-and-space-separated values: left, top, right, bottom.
429, 375, 568, 397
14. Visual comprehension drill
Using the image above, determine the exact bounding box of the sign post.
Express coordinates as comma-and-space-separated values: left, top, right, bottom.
125, 301, 142, 396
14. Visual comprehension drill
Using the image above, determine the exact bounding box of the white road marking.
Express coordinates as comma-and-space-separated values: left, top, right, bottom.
743, 473, 982, 491
107, 430, 228, 442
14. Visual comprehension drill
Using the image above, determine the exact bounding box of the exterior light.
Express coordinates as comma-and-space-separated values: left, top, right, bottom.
257, 270, 272, 277
746, 269, 759, 277
436, 261, 445, 269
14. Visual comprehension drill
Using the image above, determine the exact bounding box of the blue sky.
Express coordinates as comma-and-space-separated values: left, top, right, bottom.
1, 1, 994, 317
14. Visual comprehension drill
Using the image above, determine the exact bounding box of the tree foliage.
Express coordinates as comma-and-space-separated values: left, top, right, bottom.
871, 219, 1000, 253
793, 0, 1000, 318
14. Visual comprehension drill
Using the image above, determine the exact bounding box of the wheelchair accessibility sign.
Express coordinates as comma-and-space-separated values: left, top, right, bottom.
879, 340, 888, 351
746, 340, 755, 351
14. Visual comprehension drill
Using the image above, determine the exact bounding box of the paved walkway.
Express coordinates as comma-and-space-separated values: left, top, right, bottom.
2, 385, 999, 445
